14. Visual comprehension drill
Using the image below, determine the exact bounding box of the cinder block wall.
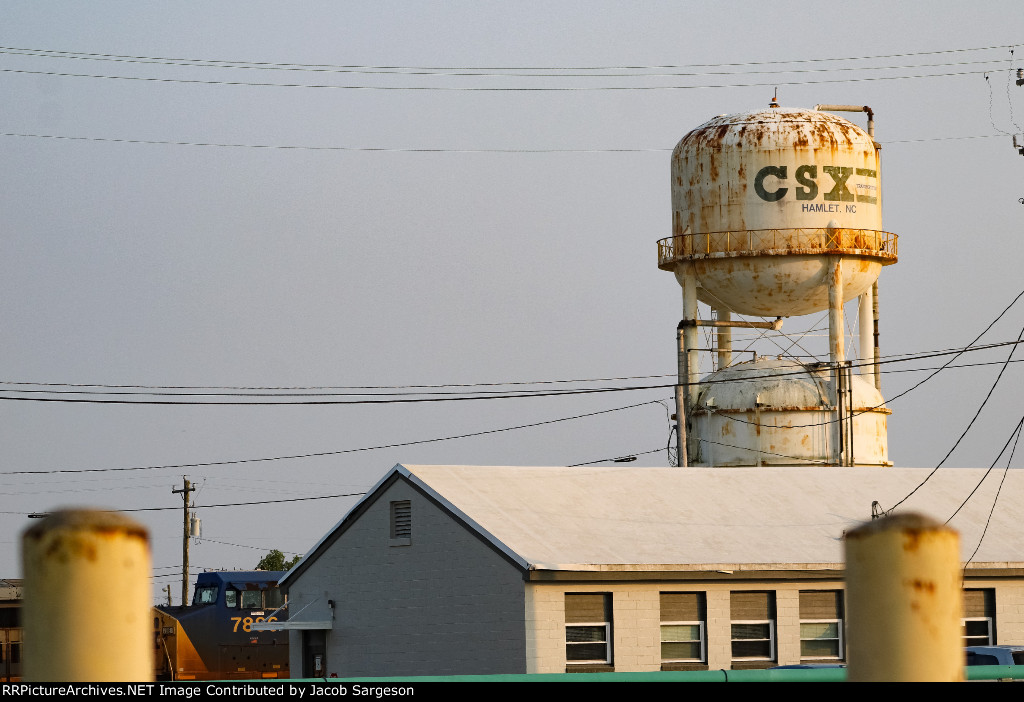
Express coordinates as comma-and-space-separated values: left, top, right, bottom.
525, 578, 849, 673
980, 579, 1024, 644
288, 478, 528, 677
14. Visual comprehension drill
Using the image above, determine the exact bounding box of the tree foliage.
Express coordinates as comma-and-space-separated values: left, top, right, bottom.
255, 549, 302, 572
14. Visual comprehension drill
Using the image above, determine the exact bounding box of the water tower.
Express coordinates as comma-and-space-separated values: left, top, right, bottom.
659, 102, 898, 466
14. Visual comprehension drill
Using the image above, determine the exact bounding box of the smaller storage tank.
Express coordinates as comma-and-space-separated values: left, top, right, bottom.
688, 358, 890, 467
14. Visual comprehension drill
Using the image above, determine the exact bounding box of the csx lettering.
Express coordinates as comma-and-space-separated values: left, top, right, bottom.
754, 164, 877, 204
753, 165, 787, 201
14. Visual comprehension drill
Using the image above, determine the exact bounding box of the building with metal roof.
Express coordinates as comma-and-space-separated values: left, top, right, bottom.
277, 463, 1024, 676
273, 104, 1013, 677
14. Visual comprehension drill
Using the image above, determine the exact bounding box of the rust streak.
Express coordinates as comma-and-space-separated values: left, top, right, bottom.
906, 578, 936, 594
902, 529, 925, 552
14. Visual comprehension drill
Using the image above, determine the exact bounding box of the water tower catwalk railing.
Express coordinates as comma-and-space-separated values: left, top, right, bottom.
657, 228, 898, 265
663, 103, 897, 468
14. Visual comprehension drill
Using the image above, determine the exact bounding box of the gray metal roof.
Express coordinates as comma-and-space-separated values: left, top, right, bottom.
280, 464, 1024, 586
396, 464, 1024, 572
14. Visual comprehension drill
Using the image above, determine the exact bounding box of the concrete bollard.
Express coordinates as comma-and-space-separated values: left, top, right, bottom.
844, 512, 963, 682
22, 509, 153, 681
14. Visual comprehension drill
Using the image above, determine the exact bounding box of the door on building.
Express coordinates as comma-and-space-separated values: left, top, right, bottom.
0, 629, 22, 681
302, 630, 327, 678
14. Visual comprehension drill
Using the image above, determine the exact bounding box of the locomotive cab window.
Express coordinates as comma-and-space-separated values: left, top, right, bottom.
195, 585, 219, 605
241, 590, 262, 609
225, 589, 238, 608
265, 586, 284, 609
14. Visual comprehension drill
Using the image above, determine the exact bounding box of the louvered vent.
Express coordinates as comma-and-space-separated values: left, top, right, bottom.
390, 500, 412, 540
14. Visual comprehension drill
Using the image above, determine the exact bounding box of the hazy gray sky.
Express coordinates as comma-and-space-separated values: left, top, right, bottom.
1, 2, 1022, 601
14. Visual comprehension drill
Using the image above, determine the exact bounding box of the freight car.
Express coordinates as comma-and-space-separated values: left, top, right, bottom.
154, 571, 289, 681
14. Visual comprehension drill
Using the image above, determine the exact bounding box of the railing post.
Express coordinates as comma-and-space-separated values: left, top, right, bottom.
22, 509, 153, 681
845, 513, 963, 682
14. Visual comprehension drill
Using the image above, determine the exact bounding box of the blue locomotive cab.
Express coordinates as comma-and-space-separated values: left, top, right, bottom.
154, 571, 289, 681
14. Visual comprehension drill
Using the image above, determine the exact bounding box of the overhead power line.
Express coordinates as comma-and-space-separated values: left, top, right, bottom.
0, 47, 1012, 78
126, 491, 364, 512
0, 373, 678, 392
0, 398, 664, 475
0, 131, 1006, 152
0, 492, 365, 516
698, 438, 829, 465
1, 337, 1021, 405
929, 323, 1024, 471
0, 384, 664, 399
0, 335, 1014, 395
0, 131, 1004, 151
960, 416, 1024, 573
0, 66, 1005, 91
894, 331, 1024, 509
0, 132, 671, 152
2, 333, 1021, 477
946, 414, 1024, 527
0, 42, 1014, 71
197, 538, 303, 556
567, 448, 663, 467
0, 383, 670, 405
709, 284, 1024, 432
886, 291, 1024, 514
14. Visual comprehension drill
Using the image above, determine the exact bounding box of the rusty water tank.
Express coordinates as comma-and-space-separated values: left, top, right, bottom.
659, 107, 897, 317
690, 358, 890, 467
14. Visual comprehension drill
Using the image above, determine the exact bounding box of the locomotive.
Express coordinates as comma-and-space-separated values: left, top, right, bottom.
154, 571, 289, 680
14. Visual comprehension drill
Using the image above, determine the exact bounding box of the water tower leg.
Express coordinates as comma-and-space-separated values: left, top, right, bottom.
716, 308, 732, 370
827, 257, 844, 465
683, 274, 700, 463
858, 288, 874, 385
682, 273, 699, 402
827, 257, 845, 366
873, 281, 881, 392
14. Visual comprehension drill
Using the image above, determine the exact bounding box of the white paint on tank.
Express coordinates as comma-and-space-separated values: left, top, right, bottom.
666, 107, 894, 317
689, 358, 889, 467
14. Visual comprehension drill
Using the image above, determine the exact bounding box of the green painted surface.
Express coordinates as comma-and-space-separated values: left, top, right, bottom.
285, 664, 1024, 682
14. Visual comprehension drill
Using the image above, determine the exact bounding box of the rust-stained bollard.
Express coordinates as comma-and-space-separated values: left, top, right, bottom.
845, 513, 963, 682
22, 509, 153, 681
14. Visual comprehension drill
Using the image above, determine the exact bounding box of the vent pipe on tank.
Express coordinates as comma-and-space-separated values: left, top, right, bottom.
815, 104, 882, 391
814, 104, 874, 138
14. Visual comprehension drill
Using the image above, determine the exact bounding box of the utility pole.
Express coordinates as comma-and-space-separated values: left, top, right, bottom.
165, 584, 172, 606
172, 477, 196, 607
674, 320, 689, 467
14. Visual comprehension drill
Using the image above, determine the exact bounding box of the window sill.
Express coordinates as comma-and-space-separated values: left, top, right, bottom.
800, 658, 845, 664
661, 661, 709, 671
730, 660, 775, 670
565, 664, 614, 673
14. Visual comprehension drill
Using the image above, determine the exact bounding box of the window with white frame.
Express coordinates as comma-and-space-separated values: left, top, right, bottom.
799, 590, 844, 660
730, 591, 775, 661
565, 593, 612, 666
660, 592, 706, 663
963, 589, 995, 645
